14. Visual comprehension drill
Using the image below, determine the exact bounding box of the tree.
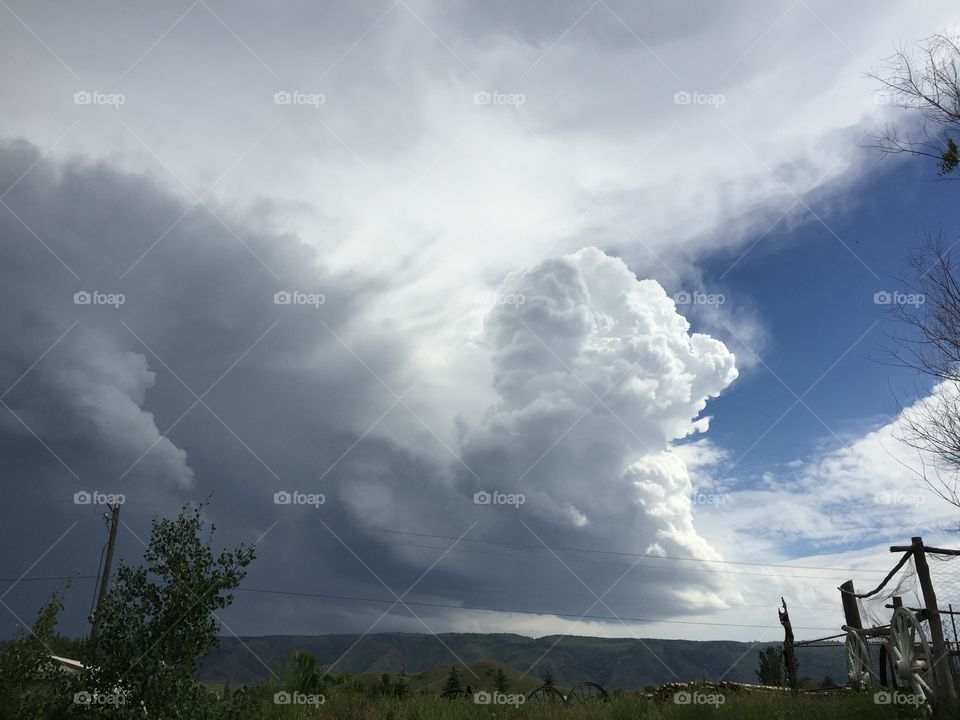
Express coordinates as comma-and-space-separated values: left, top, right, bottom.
442, 666, 461, 695
494, 667, 509, 694
870, 30, 960, 508
0, 590, 72, 720
756, 645, 785, 686
870, 32, 960, 176
882, 236, 960, 509
395, 670, 408, 698
82, 501, 255, 718
542, 670, 555, 689
285, 650, 325, 694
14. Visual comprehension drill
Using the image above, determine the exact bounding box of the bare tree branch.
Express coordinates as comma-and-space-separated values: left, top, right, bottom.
867, 33, 960, 176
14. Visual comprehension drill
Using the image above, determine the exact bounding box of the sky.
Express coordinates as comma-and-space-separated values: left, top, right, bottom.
3, 0, 960, 659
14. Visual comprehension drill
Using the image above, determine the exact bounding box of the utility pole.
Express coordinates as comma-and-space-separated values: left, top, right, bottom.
89, 503, 120, 645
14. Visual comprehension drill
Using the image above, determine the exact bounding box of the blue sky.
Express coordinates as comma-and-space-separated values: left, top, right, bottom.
698, 155, 955, 483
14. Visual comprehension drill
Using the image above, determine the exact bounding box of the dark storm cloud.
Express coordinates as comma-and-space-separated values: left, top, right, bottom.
0, 138, 419, 634
1, 141, 745, 645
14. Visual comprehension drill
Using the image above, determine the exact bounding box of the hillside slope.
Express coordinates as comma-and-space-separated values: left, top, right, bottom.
198, 633, 846, 690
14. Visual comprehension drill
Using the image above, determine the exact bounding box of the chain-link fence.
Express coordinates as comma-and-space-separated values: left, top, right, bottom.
927, 552, 960, 691
791, 634, 890, 690
784, 538, 960, 702
791, 634, 846, 689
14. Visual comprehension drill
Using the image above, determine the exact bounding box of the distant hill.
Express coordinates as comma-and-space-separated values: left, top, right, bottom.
197, 633, 847, 690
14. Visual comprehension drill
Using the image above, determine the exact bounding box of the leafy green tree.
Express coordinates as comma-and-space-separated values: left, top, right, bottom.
494, 667, 509, 694
756, 645, 785, 686
0, 589, 72, 720
83, 501, 255, 719
442, 666, 461, 694
542, 670, 555, 689
285, 650, 325, 694
395, 670, 408, 698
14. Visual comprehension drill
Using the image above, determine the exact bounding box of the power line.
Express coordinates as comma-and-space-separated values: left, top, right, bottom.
0, 573, 837, 612
360, 527, 889, 576
380, 538, 883, 581
0, 575, 97, 583
237, 587, 837, 631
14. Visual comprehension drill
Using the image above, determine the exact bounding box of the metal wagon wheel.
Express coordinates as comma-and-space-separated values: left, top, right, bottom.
889, 606, 935, 715
440, 687, 470, 699
845, 629, 875, 688
566, 681, 609, 704
526, 685, 567, 704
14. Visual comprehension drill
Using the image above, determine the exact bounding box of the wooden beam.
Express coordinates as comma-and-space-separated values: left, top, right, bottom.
911, 536, 958, 718
920, 546, 960, 556
840, 580, 862, 630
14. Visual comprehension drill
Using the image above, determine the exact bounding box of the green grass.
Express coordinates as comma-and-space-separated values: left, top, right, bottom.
355, 661, 545, 696
236, 688, 905, 719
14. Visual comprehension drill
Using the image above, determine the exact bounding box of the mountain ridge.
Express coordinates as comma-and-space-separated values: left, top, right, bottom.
198, 632, 844, 690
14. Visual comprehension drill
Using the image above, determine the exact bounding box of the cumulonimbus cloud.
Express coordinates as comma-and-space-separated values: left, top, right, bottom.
458, 248, 738, 561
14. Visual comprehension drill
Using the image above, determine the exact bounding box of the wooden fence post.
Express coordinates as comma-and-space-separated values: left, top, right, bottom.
912, 536, 959, 719
779, 597, 798, 691
840, 580, 862, 630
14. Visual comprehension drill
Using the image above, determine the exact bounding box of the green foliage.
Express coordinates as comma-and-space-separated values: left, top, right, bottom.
0, 589, 71, 720
207, 687, 920, 718
939, 137, 959, 175
541, 669, 555, 689
48, 633, 86, 659
442, 666, 461, 694
363, 672, 395, 698
394, 670, 408, 698
81, 501, 255, 719
283, 650, 326, 695
494, 667, 509, 693
755, 645, 784, 686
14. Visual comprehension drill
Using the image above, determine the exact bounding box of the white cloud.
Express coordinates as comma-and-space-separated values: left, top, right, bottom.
710, 386, 958, 551
3, 0, 959, 641
446, 248, 740, 588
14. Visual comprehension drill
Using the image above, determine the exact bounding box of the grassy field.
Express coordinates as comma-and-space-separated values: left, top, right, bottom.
353, 660, 546, 696
234, 688, 906, 719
